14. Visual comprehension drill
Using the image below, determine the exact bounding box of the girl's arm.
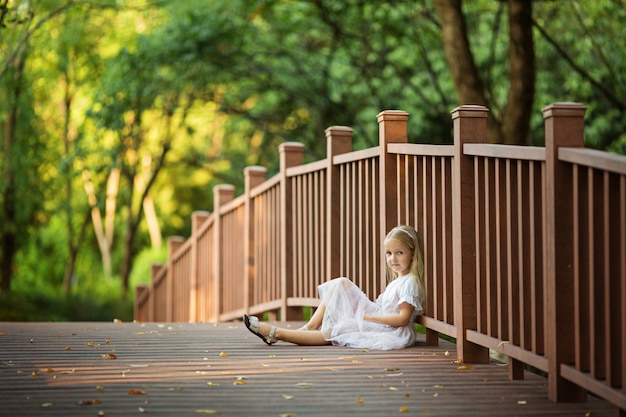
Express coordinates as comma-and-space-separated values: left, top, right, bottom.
363, 302, 414, 327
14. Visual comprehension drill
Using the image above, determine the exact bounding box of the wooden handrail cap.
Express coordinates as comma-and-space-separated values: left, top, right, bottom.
450, 105, 489, 119
542, 102, 586, 118
377, 110, 409, 122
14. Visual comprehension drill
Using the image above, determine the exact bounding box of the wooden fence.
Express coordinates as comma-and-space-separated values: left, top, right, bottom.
134, 103, 625, 415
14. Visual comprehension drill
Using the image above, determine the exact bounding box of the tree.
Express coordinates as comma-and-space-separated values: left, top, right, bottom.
435, 0, 534, 145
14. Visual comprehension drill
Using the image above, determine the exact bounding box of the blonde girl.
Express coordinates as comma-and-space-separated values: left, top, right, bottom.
244, 225, 425, 350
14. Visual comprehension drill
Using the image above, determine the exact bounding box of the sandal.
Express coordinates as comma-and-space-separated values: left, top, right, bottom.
243, 314, 277, 345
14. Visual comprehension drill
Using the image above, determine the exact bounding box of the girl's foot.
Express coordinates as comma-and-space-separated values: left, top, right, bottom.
243, 315, 277, 345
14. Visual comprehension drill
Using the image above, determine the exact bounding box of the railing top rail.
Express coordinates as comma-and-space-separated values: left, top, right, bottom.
333, 146, 380, 165
287, 159, 327, 177
250, 175, 281, 198
194, 214, 215, 236
219, 193, 246, 215
463, 143, 546, 161
388, 142, 454, 157
559, 147, 626, 175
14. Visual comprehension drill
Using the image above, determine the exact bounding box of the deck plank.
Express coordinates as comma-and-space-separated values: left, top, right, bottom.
0, 322, 615, 416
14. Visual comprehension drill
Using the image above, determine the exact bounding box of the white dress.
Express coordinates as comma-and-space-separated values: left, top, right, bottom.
317, 275, 424, 350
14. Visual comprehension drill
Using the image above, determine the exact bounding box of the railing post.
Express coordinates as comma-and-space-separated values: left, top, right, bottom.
451, 105, 490, 364
244, 166, 267, 314
134, 285, 149, 322
212, 184, 235, 323
149, 263, 163, 322
189, 211, 210, 322
543, 102, 587, 402
166, 236, 184, 321
325, 126, 353, 280
279, 142, 305, 321
378, 110, 409, 286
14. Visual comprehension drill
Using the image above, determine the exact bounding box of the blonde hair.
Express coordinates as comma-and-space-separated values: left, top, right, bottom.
384, 225, 425, 293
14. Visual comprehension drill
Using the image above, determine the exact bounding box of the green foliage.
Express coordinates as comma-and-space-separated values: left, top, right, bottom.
1, 0, 625, 321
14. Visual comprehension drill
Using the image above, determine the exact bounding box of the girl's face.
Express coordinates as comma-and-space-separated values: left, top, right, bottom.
384, 239, 413, 276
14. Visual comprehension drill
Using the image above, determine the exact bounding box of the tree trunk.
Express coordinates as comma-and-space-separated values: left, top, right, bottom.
434, 0, 535, 145
502, 0, 535, 145
0, 52, 25, 293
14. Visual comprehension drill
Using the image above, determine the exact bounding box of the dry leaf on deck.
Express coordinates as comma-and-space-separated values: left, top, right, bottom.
128, 389, 146, 395
456, 365, 474, 371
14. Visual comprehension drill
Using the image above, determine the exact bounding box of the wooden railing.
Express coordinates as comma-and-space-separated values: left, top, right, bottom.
134, 103, 625, 414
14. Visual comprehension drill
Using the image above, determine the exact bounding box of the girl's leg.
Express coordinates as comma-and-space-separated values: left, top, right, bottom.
256, 321, 330, 346
298, 303, 326, 330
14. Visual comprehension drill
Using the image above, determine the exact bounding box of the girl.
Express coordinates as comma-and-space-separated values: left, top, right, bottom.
244, 225, 425, 350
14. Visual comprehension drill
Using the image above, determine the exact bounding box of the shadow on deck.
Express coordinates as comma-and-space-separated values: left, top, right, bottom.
0, 322, 614, 416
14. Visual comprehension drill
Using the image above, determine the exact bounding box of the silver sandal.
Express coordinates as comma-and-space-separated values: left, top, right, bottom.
243, 314, 277, 345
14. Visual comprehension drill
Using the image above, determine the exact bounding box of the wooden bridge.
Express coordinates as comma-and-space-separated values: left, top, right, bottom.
133, 103, 625, 415
0, 321, 617, 416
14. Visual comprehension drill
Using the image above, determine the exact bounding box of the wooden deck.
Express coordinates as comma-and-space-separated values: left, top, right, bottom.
0, 322, 615, 417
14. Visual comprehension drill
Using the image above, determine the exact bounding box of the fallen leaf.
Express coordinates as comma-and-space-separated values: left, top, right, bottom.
433, 393, 438, 397
30, 338, 34, 344
433, 385, 444, 389
128, 389, 146, 395
365, 375, 374, 379
399, 406, 409, 412
219, 351, 228, 357
233, 380, 246, 385
45, 368, 54, 373
355, 397, 364, 404
279, 414, 296, 417
456, 365, 474, 371
195, 410, 216, 414
444, 351, 450, 356
282, 394, 294, 400
386, 372, 404, 377
105, 339, 111, 344
102, 353, 117, 360
169, 387, 183, 391
78, 398, 101, 406
40, 403, 53, 408
517, 400, 527, 405
339, 356, 355, 360
383, 368, 401, 371
31, 371, 39, 377
0, 331, 5, 336
138, 406, 146, 413
269, 354, 276, 358
206, 382, 220, 387
389, 386, 398, 391
98, 411, 105, 416
65, 346, 72, 351
295, 383, 314, 389
404, 393, 411, 398
96, 386, 105, 391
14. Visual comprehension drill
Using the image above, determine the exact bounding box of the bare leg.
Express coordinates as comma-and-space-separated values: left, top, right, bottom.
298, 303, 326, 330
257, 321, 330, 346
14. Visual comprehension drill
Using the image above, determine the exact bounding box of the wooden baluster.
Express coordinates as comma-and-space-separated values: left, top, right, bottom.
212, 185, 235, 323
244, 166, 267, 315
